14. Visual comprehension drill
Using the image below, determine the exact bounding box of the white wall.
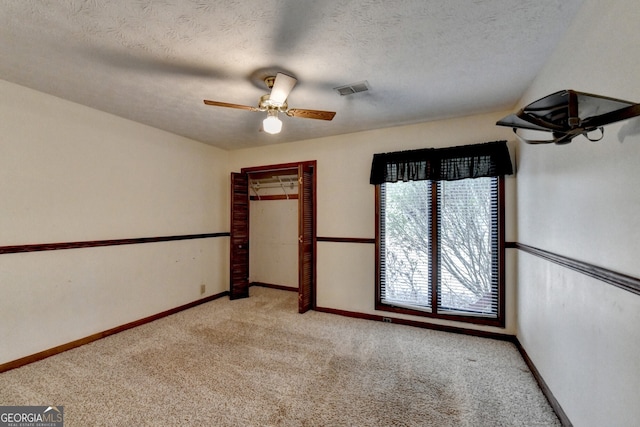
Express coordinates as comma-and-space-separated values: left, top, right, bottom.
515, 0, 640, 425
229, 112, 517, 335
0, 80, 230, 364
249, 199, 298, 288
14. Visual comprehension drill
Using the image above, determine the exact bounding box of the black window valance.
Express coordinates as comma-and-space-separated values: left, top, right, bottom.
369, 140, 513, 184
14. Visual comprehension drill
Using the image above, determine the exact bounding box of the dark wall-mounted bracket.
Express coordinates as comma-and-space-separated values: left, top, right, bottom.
497, 90, 640, 144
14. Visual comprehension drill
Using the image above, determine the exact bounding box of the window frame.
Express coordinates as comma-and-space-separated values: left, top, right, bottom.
375, 176, 506, 327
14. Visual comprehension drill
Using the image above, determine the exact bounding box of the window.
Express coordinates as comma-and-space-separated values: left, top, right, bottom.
377, 176, 504, 325
371, 141, 511, 327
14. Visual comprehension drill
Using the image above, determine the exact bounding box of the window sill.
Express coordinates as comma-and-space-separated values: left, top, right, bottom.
375, 302, 505, 328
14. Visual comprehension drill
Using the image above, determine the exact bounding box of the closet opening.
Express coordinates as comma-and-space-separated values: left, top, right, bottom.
229, 161, 316, 313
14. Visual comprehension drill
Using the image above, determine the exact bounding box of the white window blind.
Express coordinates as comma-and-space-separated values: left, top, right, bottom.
436, 177, 498, 317
380, 180, 432, 311
379, 177, 499, 320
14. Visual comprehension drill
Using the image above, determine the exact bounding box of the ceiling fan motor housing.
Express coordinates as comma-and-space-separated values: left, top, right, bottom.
259, 94, 288, 112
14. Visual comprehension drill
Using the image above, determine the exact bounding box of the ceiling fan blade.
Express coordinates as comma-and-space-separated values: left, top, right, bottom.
269, 73, 297, 105
286, 108, 336, 121
203, 100, 259, 112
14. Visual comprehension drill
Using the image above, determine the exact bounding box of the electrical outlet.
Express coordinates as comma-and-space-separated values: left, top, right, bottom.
382, 317, 392, 323
200, 284, 206, 295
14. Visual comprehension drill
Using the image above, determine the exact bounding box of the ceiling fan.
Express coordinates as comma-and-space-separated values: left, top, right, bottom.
203, 72, 336, 134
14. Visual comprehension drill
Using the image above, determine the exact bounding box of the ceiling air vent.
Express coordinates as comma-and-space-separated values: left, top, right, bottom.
334, 81, 370, 96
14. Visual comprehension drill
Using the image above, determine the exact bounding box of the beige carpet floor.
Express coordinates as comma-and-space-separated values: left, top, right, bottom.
0, 287, 560, 426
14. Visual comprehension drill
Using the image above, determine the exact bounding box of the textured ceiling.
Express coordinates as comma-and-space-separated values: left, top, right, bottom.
0, 0, 585, 150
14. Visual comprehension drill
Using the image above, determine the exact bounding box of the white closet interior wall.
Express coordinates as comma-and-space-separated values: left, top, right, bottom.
248, 174, 299, 289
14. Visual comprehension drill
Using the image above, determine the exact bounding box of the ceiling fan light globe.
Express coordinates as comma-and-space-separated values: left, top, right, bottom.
263, 116, 282, 134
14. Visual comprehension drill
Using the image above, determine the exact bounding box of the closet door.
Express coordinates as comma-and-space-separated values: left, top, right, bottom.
230, 172, 249, 300
298, 163, 315, 313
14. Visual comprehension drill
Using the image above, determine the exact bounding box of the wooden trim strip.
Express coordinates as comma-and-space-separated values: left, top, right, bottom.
0, 291, 229, 373
317, 237, 375, 244
250, 194, 298, 201
514, 338, 573, 426
250, 282, 298, 292
513, 242, 640, 296
0, 232, 230, 255
241, 161, 310, 174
